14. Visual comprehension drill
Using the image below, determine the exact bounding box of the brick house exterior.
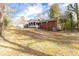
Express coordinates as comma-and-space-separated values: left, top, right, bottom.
39, 18, 57, 31
24, 18, 58, 31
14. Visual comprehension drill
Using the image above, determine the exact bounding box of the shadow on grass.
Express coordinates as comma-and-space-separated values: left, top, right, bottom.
2, 29, 79, 55
14, 29, 79, 45
0, 35, 51, 56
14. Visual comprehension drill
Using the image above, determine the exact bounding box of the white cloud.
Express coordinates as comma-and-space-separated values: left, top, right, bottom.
62, 3, 69, 7
13, 4, 43, 20
26, 4, 43, 15
12, 4, 44, 25
48, 3, 53, 6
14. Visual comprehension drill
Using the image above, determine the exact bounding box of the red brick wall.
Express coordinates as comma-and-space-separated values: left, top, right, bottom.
40, 22, 46, 30
47, 21, 57, 30
39, 20, 57, 31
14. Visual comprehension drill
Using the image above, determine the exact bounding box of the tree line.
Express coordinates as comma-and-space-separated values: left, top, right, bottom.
50, 3, 79, 32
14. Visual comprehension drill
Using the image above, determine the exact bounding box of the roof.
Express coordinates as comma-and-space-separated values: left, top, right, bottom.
28, 17, 57, 23
28, 19, 40, 23
40, 18, 57, 22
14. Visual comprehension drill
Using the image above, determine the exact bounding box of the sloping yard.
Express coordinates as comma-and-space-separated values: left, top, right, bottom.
0, 28, 79, 56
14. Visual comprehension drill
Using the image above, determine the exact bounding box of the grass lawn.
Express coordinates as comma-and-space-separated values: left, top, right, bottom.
0, 28, 79, 56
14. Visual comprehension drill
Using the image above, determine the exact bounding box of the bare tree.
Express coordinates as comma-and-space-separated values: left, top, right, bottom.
0, 3, 15, 36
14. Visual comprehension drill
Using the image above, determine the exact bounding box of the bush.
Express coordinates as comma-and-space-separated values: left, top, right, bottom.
60, 18, 73, 31
3, 16, 11, 29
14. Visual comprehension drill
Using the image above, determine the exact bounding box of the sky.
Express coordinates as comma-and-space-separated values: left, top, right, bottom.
8, 3, 68, 24
9, 3, 50, 18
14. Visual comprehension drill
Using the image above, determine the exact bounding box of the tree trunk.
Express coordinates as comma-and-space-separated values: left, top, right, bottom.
0, 12, 5, 36
75, 3, 79, 30
0, 23, 3, 36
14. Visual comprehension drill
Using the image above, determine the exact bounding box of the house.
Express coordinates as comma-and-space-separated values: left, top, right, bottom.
24, 17, 58, 31
26, 19, 40, 28
39, 18, 57, 31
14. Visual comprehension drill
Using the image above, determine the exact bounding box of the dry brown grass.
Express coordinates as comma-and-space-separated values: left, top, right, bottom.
0, 28, 79, 56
